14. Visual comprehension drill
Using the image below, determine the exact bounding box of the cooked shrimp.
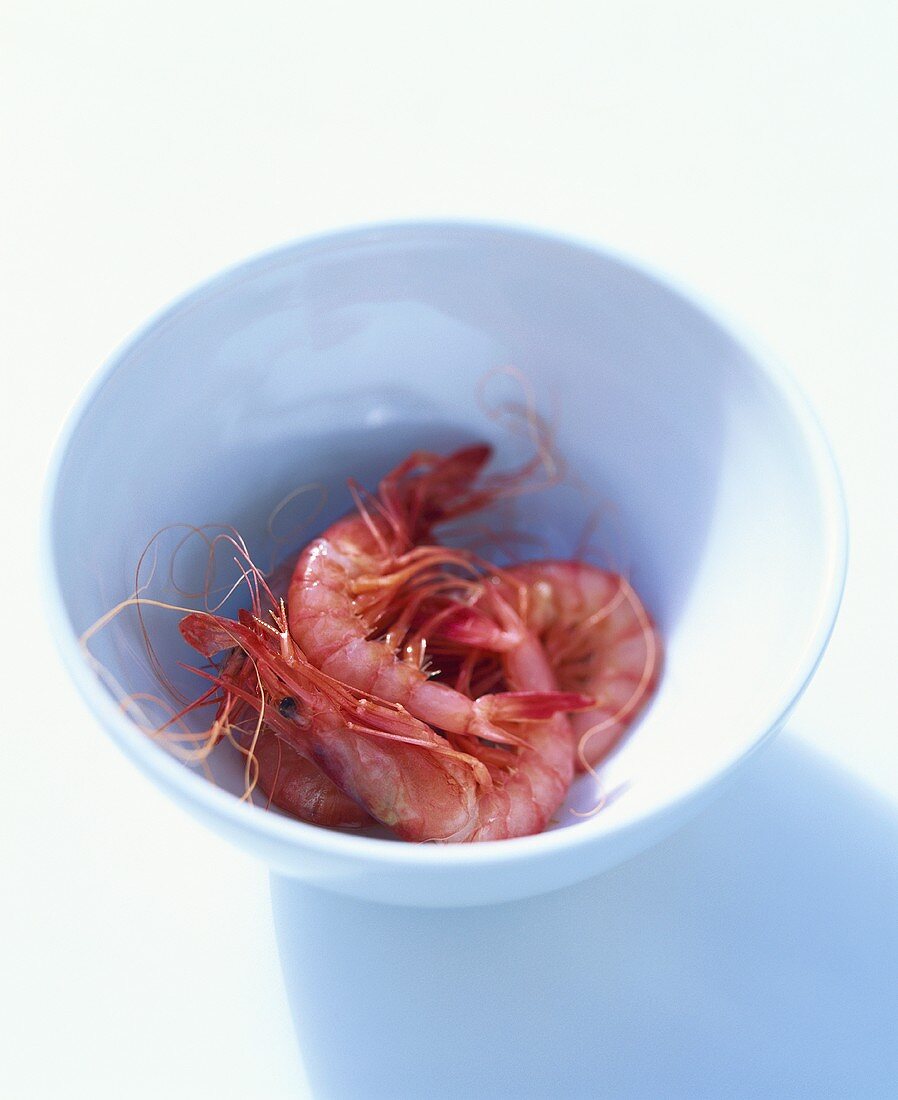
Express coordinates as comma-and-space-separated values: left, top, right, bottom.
287, 445, 582, 747
181, 641, 372, 829
506, 561, 661, 768
462, 587, 579, 837
180, 602, 588, 841
241, 730, 372, 828
429, 560, 660, 769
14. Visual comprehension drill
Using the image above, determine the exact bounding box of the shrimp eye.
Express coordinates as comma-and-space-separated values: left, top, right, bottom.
278, 696, 298, 718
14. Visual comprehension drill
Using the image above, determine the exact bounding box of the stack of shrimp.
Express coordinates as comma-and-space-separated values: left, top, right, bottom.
178, 445, 661, 842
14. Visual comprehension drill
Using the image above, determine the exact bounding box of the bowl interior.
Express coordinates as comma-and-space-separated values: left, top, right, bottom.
49, 224, 841, 854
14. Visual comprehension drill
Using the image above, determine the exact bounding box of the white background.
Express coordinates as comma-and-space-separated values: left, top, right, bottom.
3, 2, 896, 1097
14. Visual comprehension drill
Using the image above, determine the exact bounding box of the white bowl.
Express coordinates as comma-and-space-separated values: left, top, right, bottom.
42, 222, 847, 906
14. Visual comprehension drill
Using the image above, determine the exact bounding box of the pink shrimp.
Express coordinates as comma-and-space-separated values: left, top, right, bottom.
462, 586, 580, 836
181, 639, 372, 829
433, 561, 660, 768
246, 732, 373, 828
505, 561, 662, 768
287, 445, 579, 748
179, 602, 588, 841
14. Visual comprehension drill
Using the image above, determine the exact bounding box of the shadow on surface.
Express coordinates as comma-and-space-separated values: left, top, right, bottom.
272, 736, 898, 1099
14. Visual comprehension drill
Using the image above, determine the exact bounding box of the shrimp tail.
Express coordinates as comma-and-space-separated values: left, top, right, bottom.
377, 444, 493, 543
412, 444, 493, 512
475, 690, 595, 722
436, 605, 523, 652
180, 613, 240, 657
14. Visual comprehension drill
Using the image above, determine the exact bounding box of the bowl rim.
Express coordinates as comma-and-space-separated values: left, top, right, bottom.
40, 218, 849, 870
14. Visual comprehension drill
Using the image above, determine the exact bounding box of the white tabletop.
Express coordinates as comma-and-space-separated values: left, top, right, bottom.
3, 2, 896, 1096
